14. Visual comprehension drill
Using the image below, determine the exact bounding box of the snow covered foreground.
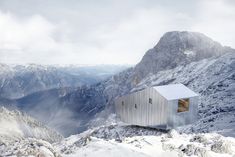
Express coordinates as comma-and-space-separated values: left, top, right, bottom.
1, 120, 235, 157
0, 107, 234, 157
53, 125, 235, 157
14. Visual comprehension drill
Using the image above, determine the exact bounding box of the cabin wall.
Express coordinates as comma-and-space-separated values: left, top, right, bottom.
115, 87, 168, 127
167, 96, 198, 128
150, 88, 168, 127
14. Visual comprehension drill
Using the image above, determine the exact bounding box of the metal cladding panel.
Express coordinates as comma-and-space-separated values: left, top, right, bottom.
114, 87, 168, 127
152, 87, 168, 126
167, 96, 198, 128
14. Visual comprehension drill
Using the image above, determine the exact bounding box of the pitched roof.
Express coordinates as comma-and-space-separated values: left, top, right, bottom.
153, 84, 198, 100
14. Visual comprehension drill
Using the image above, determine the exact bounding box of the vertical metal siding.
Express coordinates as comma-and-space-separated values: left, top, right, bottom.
114, 87, 168, 127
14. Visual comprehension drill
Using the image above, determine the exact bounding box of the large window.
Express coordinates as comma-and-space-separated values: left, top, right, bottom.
177, 98, 189, 112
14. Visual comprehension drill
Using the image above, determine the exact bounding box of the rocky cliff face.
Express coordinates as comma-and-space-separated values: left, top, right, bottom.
133, 31, 232, 83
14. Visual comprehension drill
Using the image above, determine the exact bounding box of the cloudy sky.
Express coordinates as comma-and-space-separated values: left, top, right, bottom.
0, 0, 235, 65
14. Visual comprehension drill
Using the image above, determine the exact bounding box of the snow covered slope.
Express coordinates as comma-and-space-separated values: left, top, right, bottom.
55, 125, 235, 157
0, 107, 63, 143
2, 123, 235, 157
91, 52, 235, 137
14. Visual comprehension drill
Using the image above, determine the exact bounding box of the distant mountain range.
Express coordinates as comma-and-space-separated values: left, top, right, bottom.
0, 64, 129, 99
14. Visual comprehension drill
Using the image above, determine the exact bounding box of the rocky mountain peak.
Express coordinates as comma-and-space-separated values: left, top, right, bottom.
156, 31, 222, 54
133, 31, 234, 82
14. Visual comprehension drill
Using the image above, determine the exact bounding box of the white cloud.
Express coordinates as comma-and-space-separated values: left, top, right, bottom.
90, 8, 191, 64
0, 0, 234, 65
191, 0, 235, 47
0, 11, 59, 64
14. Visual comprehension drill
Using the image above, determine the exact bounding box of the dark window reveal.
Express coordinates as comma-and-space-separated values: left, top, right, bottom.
149, 98, 152, 104
135, 104, 137, 109
122, 101, 124, 106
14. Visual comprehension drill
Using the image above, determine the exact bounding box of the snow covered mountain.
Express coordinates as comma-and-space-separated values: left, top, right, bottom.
133, 31, 232, 82
132, 52, 235, 137
87, 31, 235, 137
11, 31, 235, 138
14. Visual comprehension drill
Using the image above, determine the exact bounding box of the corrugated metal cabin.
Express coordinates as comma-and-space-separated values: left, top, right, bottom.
115, 84, 198, 130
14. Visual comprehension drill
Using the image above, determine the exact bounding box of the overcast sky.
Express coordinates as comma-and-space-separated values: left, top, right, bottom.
0, 0, 235, 65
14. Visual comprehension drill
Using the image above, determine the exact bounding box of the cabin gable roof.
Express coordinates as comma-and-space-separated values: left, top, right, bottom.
153, 84, 198, 100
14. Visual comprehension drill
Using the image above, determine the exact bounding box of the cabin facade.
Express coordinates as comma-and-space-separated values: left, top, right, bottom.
115, 84, 198, 130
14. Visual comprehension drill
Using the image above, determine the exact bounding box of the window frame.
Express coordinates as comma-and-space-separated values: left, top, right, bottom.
177, 98, 190, 113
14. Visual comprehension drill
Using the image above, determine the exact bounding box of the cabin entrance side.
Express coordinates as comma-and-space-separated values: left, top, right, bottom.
166, 96, 198, 129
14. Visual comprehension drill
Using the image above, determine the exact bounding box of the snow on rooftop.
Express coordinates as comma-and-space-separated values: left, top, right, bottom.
153, 84, 198, 100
